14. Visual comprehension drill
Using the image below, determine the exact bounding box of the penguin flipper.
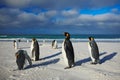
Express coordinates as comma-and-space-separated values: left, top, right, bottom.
24, 51, 32, 66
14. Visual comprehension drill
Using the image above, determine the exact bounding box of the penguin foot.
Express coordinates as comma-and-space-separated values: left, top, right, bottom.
35, 59, 39, 61
31, 59, 34, 61
18, 68, 24, 70
64, 65, 75, 69
90, 62, 97, 65
64, 66, 71, 69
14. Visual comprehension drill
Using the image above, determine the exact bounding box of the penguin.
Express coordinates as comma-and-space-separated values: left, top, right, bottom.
62, 32, 75, 69
15, 50, 32, 70
31, 38, 40, 61
88, 37, 100, 64
52, 40, 58, 49
13, 40, 16, 49
27, 40, 29, 43
14, 40, 18, 49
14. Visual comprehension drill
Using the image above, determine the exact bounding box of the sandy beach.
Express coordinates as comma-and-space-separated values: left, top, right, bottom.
0, 40, 120, 80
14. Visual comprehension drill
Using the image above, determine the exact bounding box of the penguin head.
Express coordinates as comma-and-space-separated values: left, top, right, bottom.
88, 37, 94, 41
15, 50, 24, 59
64, 32, 70, 39
13, 40, 16, 43
32, 38, 36, 42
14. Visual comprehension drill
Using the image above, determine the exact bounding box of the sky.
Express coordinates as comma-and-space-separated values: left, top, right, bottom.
0, 0, 120, 35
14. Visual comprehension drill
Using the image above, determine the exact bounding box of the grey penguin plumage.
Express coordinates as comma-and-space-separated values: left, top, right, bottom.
88, 37, 99, 64
15, 50, 32, 70
62, 32, 75, 69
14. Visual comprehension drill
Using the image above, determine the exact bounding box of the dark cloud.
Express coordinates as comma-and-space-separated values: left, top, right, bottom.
0, 0, 120, 34
0, 0, 120, 9
0, 8, 120, 28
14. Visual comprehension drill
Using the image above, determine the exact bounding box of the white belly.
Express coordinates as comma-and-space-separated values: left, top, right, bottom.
31, 41, 34, 51
15, 41, 18, 49
62, 41, 69, 66
53, 41, 58, 49
30, 41, 35, 60
88, 43, 95, 62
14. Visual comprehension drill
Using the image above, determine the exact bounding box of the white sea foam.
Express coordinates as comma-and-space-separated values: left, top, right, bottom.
0, 38, 120, 42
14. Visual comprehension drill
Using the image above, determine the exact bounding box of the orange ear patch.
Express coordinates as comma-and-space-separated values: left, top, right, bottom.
66, 33, 69, 37
15, 53, 19, 58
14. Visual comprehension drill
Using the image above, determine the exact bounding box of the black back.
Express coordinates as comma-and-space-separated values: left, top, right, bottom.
52, 40, 55, 47
34, 40, 40, 61
16, 50, 25, 70
64, 38, 75, 66
89, 40, 99, 59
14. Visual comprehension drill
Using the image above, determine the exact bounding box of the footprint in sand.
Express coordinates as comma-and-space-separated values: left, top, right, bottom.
9, 75, 19, 80
49, 77, 60, 80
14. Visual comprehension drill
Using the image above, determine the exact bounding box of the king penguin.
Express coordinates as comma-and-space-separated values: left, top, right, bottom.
52, 40, 58, 49
88, 37, 100, 64
31, 38, 40, 61
15, 50, 32, 70
14, 40, 18, 49
62, 32, 75, 69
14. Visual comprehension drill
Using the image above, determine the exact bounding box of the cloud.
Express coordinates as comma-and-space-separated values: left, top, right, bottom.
0, 8, 22, 27
45, 10, 57, 17
94, 13, 120, 22
56, 11, 120, 28
111, 8, 120, 14
0, 8, 120, 28
1, 0, 120, 9
0, 8, 58, 28
3, 0, 31, 8
0, 0, 120, 35
62, 9, 78, 17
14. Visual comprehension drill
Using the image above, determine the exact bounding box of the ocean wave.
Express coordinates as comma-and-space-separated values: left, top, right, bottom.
0, 38, 120, 42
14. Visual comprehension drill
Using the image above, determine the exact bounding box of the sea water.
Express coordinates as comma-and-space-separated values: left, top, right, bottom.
0, 34, 120, 42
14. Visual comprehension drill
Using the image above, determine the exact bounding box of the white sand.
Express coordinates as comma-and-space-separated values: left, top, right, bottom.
0, 41, 120, 80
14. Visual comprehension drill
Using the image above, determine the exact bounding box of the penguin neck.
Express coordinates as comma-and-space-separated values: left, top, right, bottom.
65, 37, 70, 40
65, 36, 70, 40
91, 40, 95, 43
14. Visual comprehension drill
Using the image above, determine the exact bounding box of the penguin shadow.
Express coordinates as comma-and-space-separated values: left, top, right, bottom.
75, 52, 107, 66
57, 47, 62, 49
100, 52, 117, 64
25, 58, 60, 69
24, 52, 61, 69
40, 52, 62, 60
